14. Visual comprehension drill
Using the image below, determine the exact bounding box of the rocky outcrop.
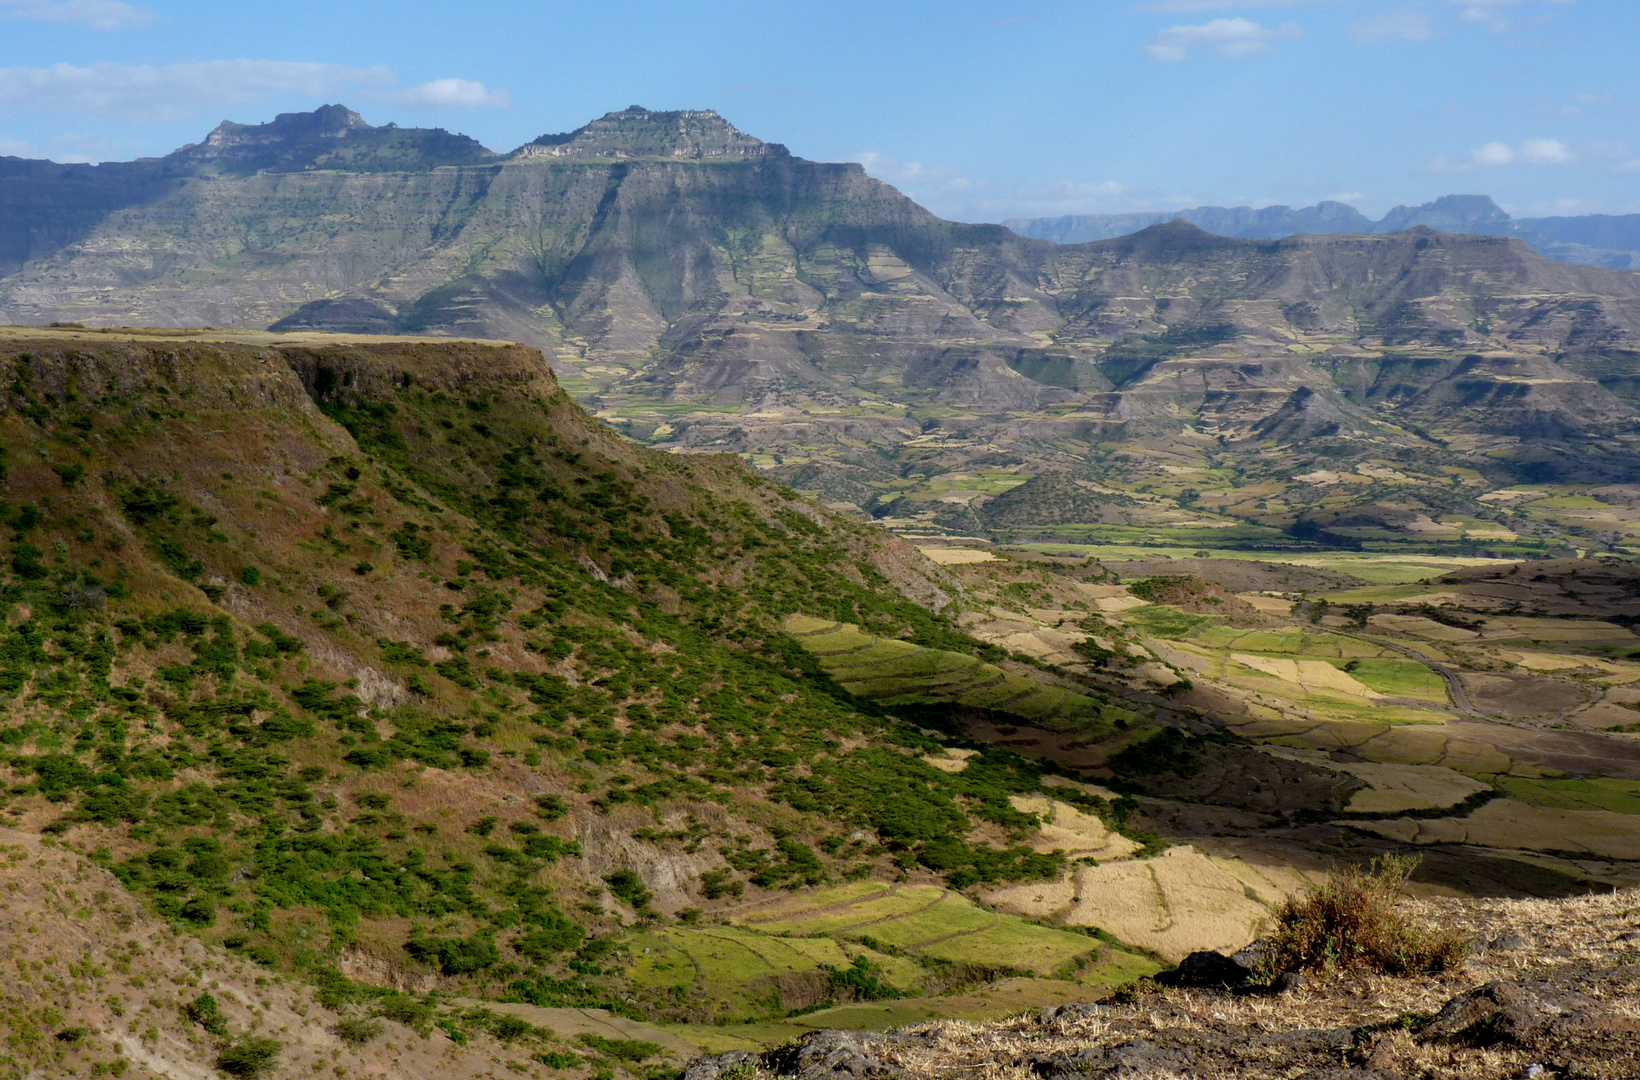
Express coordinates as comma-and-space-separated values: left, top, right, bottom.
687, 963, 1640, 1080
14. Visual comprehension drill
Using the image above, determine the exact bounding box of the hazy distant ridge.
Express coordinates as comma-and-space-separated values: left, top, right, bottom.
1006, 194, 1640, 270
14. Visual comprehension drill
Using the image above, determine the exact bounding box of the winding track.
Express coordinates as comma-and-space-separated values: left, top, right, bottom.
1333, 629, 1476, 715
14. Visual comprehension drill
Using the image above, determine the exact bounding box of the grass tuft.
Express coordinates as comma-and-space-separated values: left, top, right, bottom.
1265, 855, 1466, 976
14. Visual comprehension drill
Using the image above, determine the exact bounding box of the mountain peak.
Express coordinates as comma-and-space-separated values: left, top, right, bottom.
519, 106, 787, 161
167, 104, 494, 176
200, 103, 371, 151
1378, 193, 1510, 235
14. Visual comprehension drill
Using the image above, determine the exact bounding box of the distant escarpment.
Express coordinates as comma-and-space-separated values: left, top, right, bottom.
5, 106, 1640, 535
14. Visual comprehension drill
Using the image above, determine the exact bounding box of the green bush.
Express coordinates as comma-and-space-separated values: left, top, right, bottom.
537, 1051, 582, 1068
579, 1034, 661, 1062
373, 994, 433, 1029
603, 870, 652, 909
333, 1017, 382, 1045
182, 993, 227, 1035
215, 1036, 282, 1078
825, 956, 899, 1002
405, 931, 499, 976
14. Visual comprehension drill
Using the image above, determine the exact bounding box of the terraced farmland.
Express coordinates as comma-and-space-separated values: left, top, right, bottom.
783, 615, 1117, 729
627, 925, 922, 1021
984, 845, 1325, 962
618, 882, 1155, 1030
730, 882, 1143, 977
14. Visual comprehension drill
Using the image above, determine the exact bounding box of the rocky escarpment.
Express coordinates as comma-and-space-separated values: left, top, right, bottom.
519, 105, 786, 160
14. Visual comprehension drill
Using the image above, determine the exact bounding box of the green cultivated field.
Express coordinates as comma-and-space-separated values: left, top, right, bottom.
618, 882, 1152, 1028
1333, 657, 1449, 702
734, 883, 1142, 978
1493, 777, 1640, 815
784, 616, 1120, 730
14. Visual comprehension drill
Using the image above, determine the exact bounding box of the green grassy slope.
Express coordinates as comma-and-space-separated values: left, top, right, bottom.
0, 330, 1121, 1027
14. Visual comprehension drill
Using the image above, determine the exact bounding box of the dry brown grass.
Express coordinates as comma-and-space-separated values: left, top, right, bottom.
1265, 855, 1468, 976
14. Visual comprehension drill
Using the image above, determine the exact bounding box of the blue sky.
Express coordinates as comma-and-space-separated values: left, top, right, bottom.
0, 0, 1633, 222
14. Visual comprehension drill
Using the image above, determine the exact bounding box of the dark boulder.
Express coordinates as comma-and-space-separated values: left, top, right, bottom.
1156, 949, 1253, 988
761, 1029, 899, 1080
682, 1050, 762, 1080
1419, 981, 1552, 1047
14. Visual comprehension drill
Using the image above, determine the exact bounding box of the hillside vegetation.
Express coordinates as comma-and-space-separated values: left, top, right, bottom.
0, 327, 1157, 1050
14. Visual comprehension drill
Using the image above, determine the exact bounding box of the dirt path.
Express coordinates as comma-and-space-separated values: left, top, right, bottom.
901, 912, 1002, 950
738, 884, 905, 925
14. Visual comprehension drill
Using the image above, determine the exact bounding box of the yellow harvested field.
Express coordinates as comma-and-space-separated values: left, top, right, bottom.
1230, 654, 1383, 700
783, 613, 841, 636
922, 748, 978, 773
1476, 619, 1637, 645
984, 846, 1321, 962
1041, 775, 1123, 801
995, 626, 1090, 666
1505, 650, 1619, 673
1340, 762, 1490, 814
917, 546, 998, 565
1008, 795, 1142, 860
1369, 613, 1480, 641
1257, 746, 1489, 813
1569, 701, 1640, 730
1239, 594, 1295, 615
1078, 585, 1135, 598
1344, 799, 1640, 860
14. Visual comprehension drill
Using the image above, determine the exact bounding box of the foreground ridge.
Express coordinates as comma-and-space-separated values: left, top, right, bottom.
688, 887, 1640, 1080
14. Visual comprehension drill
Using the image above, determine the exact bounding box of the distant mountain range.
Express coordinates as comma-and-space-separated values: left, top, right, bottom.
1005, 195, 1640, 270
4, 105, 1640, 545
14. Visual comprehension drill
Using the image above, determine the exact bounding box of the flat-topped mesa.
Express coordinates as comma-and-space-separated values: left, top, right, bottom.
166, 103, 496, 175
202, 103, 373, 148
516, 105, 788, 161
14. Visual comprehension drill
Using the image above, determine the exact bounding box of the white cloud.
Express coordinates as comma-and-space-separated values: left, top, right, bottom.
1452, 0, 1520, 28
0, 61, 510, 122
398, 78, 509, 110
1134, 0, 1318, 11
0, 0, 154, 31
1431, 137, 1577, 171
1012, 178, 1133, 208
851, 151, 980, 193
1450, 0, 1574, 32
1349, 10, 1437, 43
1145, 18, 1299, 61
1519, 137, 1574, 163
851, 155, 1170, 220
1544, 91, 1611, 118
0, 133, 34, 156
